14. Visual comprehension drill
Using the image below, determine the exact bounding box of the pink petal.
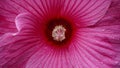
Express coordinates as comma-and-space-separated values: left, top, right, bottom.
61, 0, 111, 26
0, 32, 43, 68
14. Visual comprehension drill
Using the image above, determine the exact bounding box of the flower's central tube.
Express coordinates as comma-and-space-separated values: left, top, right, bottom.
52, 25, 66, 42
44, 18, 74, 46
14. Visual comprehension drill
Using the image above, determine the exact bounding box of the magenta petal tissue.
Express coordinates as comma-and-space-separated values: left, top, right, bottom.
0, 0, 120, 68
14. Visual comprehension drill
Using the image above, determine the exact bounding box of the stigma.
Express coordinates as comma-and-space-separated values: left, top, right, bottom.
52, 25, 66, 42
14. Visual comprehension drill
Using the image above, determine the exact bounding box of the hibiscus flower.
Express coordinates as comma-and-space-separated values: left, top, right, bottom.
0, 0, 120, 68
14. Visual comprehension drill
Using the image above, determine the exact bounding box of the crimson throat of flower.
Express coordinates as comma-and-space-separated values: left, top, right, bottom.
44, 18, 74, 46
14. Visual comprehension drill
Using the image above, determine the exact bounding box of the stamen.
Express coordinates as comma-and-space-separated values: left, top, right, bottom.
52, 25, 66, 42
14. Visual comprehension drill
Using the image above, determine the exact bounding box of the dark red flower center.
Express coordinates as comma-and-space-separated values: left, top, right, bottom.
44, 18, 73, 46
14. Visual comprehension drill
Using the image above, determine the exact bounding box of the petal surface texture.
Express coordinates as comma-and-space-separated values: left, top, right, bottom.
0, 0, 120, 68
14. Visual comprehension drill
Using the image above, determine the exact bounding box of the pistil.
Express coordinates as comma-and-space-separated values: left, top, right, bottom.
52, 25, 66, 42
